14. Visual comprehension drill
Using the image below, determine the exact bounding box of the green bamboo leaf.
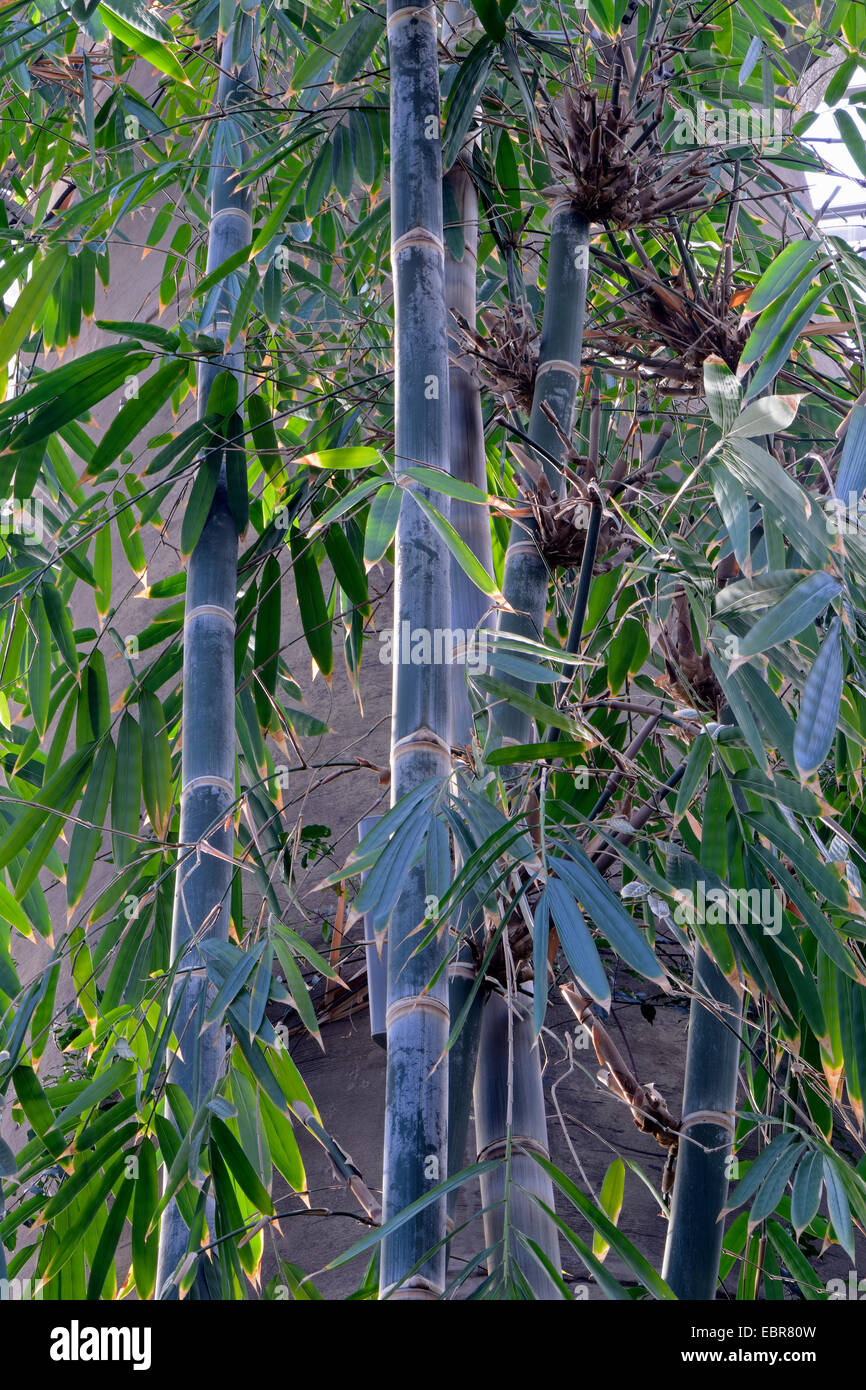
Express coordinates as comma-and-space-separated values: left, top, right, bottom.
94, 525, 112, 622
112, 712, 141, 869
9, 353, 153, 449
138, 689, 172, 837
531, 1153, 675, 1298
745, 812, 848, 908
350, 108, 377, 188
66, 737, 116, 911
712, 468, 751, 569
0, 249, 66, 376
823, 1156, 854, 1257
98, 4, 191, 86
289, 535, 333, 680
87, 359, 189, 476
746, 239, 818, 315
412, 493, 499, 596
550, 851, 665, 984
443, 37, 495, 169
835, 108, 866, 179
335, 11, 383, 83
725, 1133, 798, 1212
835, 405, 866, 502
323, 526, 368, 609
305, 142, 333, 220
749, 1141, 801, 1226
728, 393, 802, 437
794, 617, 843, 777
790, 1149, 824, 1236
12, 1065, 67, 1161
132, 1137, 159, 1299
743, 281, 828, 398
703, 356, 742, 433
546, 875, 610, 1009
26, 593, 51, 736
210, 1115, 275, 1217
86, 1174, 133, 1300
0, 744, 94, 873
247, 391, 281, 478
115, 502, 147, 578
42, 582, 79, 675
180, 455, 220, 559
592, 1157, 626, 1261
43, 1155, 128, 1281
363, 484, 402, 565
765, 1219, 826, 1299
731, 572, 840, 662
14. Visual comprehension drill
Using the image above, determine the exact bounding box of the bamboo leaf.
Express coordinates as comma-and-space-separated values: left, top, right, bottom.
411, 494, 499, 596
254, 552, 282, 727
66, 737, 116, 911
131, 1137, 159, 1299
87, 359, 189, 476
793, 617, 843, 777
790, 1148, 824, 1236
549, 851, 665, 984
592, 1157, 625, 1261
546, 875, 610, 1009
731, 572, 840, 663
111, 712, 141, 869
289, 535, 332, 680
363, 484, 401, 565
0, 249, 66, 379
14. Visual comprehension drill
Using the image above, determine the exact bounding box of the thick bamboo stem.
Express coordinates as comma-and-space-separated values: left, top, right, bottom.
492, 206, 590, 741
473, 206, 589, 1299
662, 948, 742, 1299
156, 26, 256, 1298
473, 989, 561, 1296
380, 0, 453, 1300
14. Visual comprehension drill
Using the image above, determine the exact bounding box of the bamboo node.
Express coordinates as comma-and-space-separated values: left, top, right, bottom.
181, 774, 235, 800
391, 226, 445, 261
386, 994, 449, 1028
535, 358, 583, 383
382, 1274, 443, 1299
680, 1108, 736, 1135
385, 5, 438, 34
185, 602, 236, 629
477, 1136, 550, 1162
392, 727, 451, 762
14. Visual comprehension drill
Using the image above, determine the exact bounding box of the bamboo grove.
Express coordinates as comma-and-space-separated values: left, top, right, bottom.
0, 0, 866, 1301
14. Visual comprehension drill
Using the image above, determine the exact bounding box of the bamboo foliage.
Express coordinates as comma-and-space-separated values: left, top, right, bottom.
155, 24, 258, 1298
3, 0, 866, 1306
380, 0, 454, 1300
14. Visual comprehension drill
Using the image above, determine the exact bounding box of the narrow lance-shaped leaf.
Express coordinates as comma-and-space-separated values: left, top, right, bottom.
794, 616, 843, 777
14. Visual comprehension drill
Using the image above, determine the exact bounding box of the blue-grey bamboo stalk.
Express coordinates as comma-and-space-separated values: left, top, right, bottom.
156, 26, 256, 1298
491, 204, 590, 740
472, 204, 590, 1299
474, 989, 560, 1296
380, 0, 453, 1300
662, 948, 742, 1299
444, 156, 489, 1227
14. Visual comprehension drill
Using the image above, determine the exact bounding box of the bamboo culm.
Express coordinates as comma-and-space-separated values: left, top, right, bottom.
476, 204, 590, 1298
491, 205, 590, 741
441, 27, 493, 1224
156, 26, 256, 1298
662, 948, 742, 1299
380, 0, 454, 1300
